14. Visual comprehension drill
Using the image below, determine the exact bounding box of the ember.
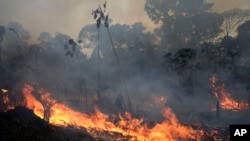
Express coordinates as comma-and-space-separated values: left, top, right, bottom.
1, 88, 8, 94
1, 88, 14, 111
151, 95, 167, 105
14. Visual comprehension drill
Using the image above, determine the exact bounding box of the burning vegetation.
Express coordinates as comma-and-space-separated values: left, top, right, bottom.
1, 0, 250, 141
22, 84, 206, 141
210, 76, 249, 112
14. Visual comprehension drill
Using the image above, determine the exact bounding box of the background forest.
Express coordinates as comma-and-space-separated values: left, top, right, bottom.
0, 0, 250, 122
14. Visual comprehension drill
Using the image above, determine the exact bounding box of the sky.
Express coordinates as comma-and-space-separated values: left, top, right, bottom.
0, 0, 250, 43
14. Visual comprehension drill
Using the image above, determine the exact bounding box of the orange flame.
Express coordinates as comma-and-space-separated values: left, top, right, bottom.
22, 84, 207, 140
22, 85, 44, 118
210, 76, 249, 111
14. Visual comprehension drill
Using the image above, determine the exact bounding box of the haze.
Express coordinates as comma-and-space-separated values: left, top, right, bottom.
0, 0, 249, 43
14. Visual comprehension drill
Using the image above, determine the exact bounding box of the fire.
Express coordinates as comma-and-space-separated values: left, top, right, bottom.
210, 76, 249, 111
1, 88, 8, 93
1, 88, 14, 111
22, 84, 206, 140
22, 85, 45, 118
151, 95, 167, 105
145, 95, 167, 108
2, 92, 10, 104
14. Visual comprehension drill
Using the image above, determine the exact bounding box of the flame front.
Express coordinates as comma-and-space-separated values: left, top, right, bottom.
22, 84, 205, 140
210, 76, 249, 111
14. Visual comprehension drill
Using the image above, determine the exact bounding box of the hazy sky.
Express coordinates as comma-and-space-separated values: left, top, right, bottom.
0, 0, 249, 43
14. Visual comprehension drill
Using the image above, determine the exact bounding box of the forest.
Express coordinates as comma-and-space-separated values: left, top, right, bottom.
0, 0, 250, 140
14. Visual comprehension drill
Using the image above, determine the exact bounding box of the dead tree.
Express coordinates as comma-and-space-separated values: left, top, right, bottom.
216, 101, 220, 119
222, 9, 250, 36
92, 2, 133, 113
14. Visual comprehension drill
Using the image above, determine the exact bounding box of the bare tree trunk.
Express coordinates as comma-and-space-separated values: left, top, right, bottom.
216, 101, 220, 119
42, 103, 52, 123
0, 41, 2, 67
106, 27, 132, 113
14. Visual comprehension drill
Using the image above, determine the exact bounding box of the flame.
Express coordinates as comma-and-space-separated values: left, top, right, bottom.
21, 84, 208, 140
22, 85, 44, 118
210, 76, 249, 111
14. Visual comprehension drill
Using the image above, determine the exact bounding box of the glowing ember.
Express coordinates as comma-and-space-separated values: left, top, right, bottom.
151, 95, 167, 105
1, 88, 14, 111
3, 93, 10, 104
21, 84, 206, 140
1, 88, 8, 94
210, 76, 249, 111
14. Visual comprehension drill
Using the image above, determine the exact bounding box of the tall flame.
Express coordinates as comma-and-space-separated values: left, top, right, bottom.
210, 76, 249, 111
22, 84, 207, 140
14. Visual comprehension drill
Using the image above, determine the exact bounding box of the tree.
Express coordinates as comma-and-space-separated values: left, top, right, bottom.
163, 48, 196, 94
0, 26, 5, 66
171, 48, 196, 76
219, 36, 239, 71
232, 20, 250, 84
237, 20, 250, 43
145, 0, 223, 52
221, 9, 250, 36
236, 20, 250, 59
0, 23, 31, 112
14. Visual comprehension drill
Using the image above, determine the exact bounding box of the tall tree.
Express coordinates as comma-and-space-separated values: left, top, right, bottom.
145, 0, 223, 52
0, 23, 31, 111
0, 26, 5, 67
163, 48, 196, 94
236, 20, 250, 63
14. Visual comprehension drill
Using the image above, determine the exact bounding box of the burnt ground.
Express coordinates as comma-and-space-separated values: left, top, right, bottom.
0, 106, 95, 141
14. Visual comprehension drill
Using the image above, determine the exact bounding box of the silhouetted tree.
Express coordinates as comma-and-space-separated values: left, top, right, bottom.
163, 48, 196, 94
237, 20, 250, 51
145, 0, 223, 52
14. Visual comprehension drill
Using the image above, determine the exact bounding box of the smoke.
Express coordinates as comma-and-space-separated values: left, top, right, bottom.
0, 0, 157, 44
207, 0, 250, 12
0, 0, 249, 42
0, 0, 250, 126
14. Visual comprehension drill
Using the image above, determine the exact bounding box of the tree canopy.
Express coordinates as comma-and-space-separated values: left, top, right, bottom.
145, 0, 223, 52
